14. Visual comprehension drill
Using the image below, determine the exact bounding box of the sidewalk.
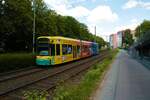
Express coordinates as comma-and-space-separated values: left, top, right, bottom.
93, 50, 150, 100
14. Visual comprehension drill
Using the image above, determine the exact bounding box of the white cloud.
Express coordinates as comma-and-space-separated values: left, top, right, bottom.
87, 5, 118, 24
115, 19, 141, 32
91, 0, 96, 2
44, 0, 118, 22
123, 0, 150, 10
44, 0, 69, 7
123, 0, 138, 9
140, 2, 150, 9
44, 0, 70, 15
131, 18, 138, 23
44, 0, 118, 41
68, 6, 90, 17
44, 0, 90, 18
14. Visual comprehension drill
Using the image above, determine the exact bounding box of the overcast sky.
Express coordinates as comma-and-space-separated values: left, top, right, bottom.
44, 0, 150, 41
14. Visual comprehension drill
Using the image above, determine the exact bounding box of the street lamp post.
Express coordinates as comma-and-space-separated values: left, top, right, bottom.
33, 0, 36, 54
94, 26, 96, 42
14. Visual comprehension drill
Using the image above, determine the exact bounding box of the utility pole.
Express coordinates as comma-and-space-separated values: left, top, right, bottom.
94, 26, 96, 42
33, 0, 36, 54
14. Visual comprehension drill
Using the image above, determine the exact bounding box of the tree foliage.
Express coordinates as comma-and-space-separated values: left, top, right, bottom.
0, 0, 105, 52
123, 29, 134, 48
135, 20, 150, 38
0, 0, 33, 51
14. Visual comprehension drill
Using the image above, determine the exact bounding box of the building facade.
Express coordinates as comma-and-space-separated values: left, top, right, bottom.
117, 31, 123, 48
109, 33, 118, 49
109, 34, 113, 48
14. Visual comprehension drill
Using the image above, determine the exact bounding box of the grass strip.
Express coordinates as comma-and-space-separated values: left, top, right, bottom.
53, 49, 119, 100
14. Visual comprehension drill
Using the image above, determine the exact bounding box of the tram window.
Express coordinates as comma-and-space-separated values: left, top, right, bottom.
50, 44, 55, 56
82, 46, 86, 52
77, 45, 80, 53
62, 44, 67, 55
68, 45, 72, 54
56, 44, 60, 55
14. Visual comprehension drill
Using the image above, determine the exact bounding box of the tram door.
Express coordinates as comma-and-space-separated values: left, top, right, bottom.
73, 46, 77, 59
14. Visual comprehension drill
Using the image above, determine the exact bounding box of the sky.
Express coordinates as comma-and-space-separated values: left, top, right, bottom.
44, 0, 150, 41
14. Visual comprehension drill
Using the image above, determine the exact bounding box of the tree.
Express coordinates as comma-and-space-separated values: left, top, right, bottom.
0, 0, 33, 51
123, 29, 134, 48
135, 20, 150, 38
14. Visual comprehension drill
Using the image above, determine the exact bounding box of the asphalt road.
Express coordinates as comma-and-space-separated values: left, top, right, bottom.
94, 50, 150, 100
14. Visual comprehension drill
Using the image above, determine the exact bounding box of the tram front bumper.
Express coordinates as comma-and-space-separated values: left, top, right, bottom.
36, 59, 50, 66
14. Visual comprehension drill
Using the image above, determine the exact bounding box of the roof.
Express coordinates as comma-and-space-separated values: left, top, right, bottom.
38, 36, 79, 41
38, 36, 93, 44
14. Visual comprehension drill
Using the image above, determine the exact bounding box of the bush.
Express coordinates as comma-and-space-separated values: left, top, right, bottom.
0, 53, 35, 73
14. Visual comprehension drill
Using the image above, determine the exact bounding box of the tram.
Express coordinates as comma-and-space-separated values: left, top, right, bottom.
36, 36, 99, 65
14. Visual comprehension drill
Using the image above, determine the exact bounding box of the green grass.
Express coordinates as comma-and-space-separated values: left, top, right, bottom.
23, 90, 48, 100
0, 53, 35, 73
53, 49, 119, 100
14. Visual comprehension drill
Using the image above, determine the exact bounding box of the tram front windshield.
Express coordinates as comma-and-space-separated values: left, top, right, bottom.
38, 46, 49, 56
37, 44, 55, 56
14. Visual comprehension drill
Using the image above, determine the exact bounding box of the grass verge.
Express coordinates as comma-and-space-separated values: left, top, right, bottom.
53, 49, 119, 100
0, 53, 35, 73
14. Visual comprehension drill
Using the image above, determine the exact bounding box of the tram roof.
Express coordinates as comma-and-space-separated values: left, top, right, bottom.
38, 36, 93, 43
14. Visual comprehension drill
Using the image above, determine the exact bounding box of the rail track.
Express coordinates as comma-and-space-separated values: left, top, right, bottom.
0, 50, 109, 100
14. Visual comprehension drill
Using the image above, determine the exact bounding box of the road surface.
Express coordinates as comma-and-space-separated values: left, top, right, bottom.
94, 50, 150, 100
